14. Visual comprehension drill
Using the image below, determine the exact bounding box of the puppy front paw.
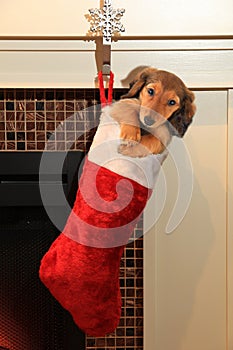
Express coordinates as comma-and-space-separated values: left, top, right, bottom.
120, 125, 141, 144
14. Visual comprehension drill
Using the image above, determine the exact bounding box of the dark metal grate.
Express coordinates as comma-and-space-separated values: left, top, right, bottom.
0, 207, 85, 350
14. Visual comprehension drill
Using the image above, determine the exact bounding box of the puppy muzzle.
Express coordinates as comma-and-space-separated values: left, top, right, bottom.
139, 107, 165, 128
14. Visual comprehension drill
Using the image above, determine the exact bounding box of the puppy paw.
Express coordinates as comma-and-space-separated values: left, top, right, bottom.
120, 125, 141, 143
118, 143, 134, 155
118, 144, 151, 158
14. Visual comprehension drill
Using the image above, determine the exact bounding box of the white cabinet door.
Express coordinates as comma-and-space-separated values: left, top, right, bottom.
144, 91, 229, 350
228, 90, 233, 349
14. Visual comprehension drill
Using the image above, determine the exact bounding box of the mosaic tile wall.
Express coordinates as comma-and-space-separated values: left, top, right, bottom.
0, 88, 144, 350
0, 89, 101, 152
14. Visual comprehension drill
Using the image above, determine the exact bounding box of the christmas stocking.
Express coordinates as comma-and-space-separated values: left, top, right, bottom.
39, 106, 167, 337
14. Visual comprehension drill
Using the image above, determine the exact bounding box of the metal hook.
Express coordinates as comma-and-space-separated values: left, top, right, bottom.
88, 0, 125, 76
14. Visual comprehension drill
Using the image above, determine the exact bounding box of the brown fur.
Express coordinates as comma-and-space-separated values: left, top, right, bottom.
110, 67, 196, 157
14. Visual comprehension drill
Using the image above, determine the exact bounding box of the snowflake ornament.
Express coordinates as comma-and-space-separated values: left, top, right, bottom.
89, 0, 125, 45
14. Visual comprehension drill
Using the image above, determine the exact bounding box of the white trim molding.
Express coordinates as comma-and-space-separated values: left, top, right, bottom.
0, 37, 232, 88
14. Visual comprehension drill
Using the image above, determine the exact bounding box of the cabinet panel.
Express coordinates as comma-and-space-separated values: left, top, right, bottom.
144, 91, 228, 350
228, 90, 233, 349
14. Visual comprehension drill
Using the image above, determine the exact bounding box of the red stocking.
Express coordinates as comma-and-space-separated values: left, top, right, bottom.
39, 158, 151, 337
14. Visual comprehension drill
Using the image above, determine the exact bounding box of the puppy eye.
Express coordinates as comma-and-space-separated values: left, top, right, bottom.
168, 99, 176, 106
147, 88, 155, 96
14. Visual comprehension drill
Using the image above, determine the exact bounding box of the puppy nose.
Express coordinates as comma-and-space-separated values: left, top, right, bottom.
144, 116, 155, 126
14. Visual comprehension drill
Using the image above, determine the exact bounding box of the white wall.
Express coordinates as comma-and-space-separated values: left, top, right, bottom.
0, 0, 232, 37
0, 0, 232, 88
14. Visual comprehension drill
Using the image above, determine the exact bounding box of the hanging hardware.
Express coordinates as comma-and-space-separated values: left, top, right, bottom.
88, 0, 125, 76
89, 0, 125, 45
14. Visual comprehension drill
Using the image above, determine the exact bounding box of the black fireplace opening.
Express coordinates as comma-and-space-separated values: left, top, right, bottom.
0, 152, 85, 350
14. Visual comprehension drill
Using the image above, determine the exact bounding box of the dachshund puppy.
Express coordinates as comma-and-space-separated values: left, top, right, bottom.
110, 67, 196, 157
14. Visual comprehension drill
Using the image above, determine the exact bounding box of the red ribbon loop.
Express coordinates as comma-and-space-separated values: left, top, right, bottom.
98, 71, 114, 107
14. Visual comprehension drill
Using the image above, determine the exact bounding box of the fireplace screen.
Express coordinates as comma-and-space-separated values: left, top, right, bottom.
0, 206, 85, 350
0, 151, 85, 350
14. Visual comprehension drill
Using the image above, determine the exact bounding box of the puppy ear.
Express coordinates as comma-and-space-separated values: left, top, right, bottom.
169, 89, 196, 137
121, 67, 156, 99
121, 78, 146, 99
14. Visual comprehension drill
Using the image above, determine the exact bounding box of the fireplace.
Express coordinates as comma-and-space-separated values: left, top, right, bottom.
0, 88, 144, 350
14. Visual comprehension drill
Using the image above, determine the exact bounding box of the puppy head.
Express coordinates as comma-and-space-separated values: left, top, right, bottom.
121, 67, 196, 136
